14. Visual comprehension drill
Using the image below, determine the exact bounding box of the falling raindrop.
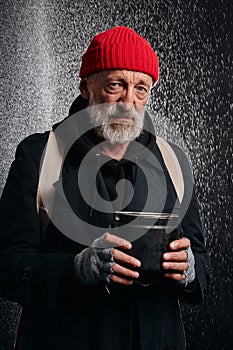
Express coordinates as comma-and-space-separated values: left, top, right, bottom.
0, 0, 232, 349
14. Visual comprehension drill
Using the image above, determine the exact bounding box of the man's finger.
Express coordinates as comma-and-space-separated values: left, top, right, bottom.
104, 233, 132, 249
112, 263, 139, 279
163, 251, 188, 262
109, 274, 134, 286
169, 237, 190, 250
162, 261, 188, 272
163, 272, 187, 282
112, 248, 141, 268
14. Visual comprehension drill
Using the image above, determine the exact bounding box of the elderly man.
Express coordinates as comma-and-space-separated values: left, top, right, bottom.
0, 26, 209, 350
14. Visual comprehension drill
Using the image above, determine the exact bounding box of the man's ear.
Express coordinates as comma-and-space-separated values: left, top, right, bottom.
79, 78, 89, 100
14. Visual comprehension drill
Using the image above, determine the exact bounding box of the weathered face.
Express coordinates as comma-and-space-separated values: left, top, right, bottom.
80, 70, 153, 144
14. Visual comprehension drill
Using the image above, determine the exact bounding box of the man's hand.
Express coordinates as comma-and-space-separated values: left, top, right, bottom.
162, 237, 191, 283
103, 233, 141, 285
73, 233, 141, 286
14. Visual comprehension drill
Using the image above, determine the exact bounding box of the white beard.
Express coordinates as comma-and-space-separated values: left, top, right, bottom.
88, 95, 145, 145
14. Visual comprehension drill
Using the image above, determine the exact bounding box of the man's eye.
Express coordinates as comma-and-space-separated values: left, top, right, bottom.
109, 83, 121, 88
137, 86, 147, 93
106, 82, 123, 93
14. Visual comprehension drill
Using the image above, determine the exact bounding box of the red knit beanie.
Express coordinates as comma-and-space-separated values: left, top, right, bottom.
79, 26, 159, 85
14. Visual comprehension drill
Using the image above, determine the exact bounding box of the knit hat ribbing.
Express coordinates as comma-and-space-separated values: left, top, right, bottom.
79, 26, 159, 85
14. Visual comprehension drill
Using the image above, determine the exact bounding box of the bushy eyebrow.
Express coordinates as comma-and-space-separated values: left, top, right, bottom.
105, 77, 124, 83
137, 79, 151, 87
105, 76, 151, 87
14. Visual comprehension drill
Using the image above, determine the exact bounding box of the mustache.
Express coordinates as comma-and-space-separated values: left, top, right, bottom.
106, 104, 141, 120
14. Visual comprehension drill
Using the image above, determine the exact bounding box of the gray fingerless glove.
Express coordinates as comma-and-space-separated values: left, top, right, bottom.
179, 246, 196, 287
73, 234, 114, 285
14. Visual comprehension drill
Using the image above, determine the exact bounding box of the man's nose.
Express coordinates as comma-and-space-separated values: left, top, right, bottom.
118, 88, 134, 111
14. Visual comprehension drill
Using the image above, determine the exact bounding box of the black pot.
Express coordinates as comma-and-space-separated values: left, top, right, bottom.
114, 211, 182, 285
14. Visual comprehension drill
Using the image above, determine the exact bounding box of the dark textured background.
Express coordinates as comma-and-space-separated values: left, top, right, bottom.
0, 0, 232, 349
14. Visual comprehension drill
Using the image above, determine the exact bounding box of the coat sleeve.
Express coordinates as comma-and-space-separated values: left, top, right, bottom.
178, 188, 211, 304
0, 137, 74, 308
170, 143, 211, 305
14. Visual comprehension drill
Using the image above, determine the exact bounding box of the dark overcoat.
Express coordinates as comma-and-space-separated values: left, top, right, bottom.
0, 96, 210, 350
